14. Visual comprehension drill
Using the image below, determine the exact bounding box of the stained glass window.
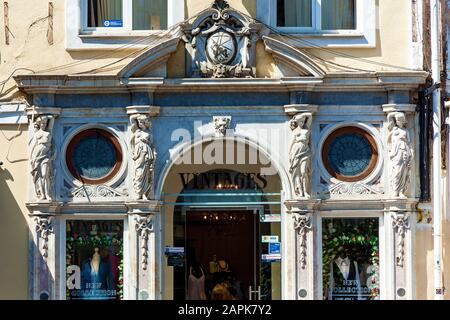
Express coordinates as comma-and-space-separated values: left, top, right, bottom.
323, 127, 377, 182
66, 129, 122, 184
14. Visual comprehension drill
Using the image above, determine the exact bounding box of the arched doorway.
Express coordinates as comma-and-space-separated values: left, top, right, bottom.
159, 138, 287, 300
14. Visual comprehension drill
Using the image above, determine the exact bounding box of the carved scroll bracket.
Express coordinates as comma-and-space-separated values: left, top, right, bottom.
35, 215, 54, 260
292, 210, 312, 270
135, 215, 154, 271
391, 211, 410, 267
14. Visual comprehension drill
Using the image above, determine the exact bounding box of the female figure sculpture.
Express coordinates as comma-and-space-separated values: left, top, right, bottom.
30, 115, 54, 201
387, 112, 412, 198
289, 113, 312, 198
130, 114, 156, 200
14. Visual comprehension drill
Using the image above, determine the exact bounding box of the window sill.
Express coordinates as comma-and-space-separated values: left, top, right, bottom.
79, 30, 166, 38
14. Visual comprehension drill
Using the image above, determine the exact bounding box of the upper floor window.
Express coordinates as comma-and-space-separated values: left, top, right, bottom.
84, 0, 168, 31
275, 0, 356, 31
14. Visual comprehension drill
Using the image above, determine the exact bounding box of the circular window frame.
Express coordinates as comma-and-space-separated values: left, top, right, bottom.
65, 128, 123, 185
321, 127, 378, 183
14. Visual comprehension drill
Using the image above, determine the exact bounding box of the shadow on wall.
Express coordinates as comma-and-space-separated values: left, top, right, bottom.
0, 165, 29, 299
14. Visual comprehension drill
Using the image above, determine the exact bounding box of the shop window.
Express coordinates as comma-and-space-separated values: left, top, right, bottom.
66, 220, 124, 300
322, 218, 380, 300
322, 127, 378, 182
85, 0, 168, 30
66, 128, 123, 185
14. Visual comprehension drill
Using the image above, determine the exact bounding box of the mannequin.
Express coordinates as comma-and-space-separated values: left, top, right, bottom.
80, 247, 115, 299
91, 248, 101, 274
328, 248, 363, 300
187, 263, 206, 300
209, 255, 219, 274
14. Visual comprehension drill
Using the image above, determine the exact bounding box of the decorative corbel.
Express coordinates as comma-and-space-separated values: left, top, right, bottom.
135, 215, 154, 271
35, 216, 53, 260
213, 116, 232, 137
292, 210, 312, 269
392, 212, 410, 267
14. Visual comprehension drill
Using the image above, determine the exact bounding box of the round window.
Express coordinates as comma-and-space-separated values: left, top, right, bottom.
322, 127, 378, 182
66, 129, 122, 184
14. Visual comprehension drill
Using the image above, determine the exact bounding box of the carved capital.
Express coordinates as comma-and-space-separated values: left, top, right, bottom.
135, 215, 154, 271
35, 216, 54, 260
283, 104, 319, 116
292, 210, 312, 270
391, 212, 410, 267
126, 106, 160, 117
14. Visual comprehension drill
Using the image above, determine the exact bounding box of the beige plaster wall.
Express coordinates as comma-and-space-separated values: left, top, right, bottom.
0, 0, 417, 101
0, 125, 29, 299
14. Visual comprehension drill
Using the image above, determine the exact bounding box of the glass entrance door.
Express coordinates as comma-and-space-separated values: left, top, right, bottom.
172, 207, 281, 301
184, 209, 258, 300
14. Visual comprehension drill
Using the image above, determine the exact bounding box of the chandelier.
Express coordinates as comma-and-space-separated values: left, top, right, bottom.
202, 212, 247, 224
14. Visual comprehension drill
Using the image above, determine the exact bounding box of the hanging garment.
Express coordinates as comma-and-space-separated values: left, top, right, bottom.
187, 267, 206, 300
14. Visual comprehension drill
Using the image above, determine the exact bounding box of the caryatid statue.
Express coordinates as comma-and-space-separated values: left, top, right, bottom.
387, 112, 413, 198
130, 114, 156, 200
30, 115, 55, 201
289, 113, 312, 198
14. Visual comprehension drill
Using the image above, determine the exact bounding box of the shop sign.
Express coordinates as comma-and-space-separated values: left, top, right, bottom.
260, 214, 281, 223
165, 247, 185, 267
262, 254, 281, 262
269, 242, 281, 255
262, 235, 279, 243
103, 20, 123, 27
164, 247, 185, 254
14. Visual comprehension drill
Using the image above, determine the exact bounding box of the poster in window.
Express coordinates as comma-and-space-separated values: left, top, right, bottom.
322, 218, 380, 300
66, 220, 124, 300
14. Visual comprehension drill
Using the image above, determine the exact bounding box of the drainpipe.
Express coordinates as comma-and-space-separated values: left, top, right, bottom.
430, 0, 444, 300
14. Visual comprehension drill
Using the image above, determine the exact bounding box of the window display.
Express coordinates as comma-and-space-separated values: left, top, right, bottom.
322, 218, 379, 300
66, 220, 124, 300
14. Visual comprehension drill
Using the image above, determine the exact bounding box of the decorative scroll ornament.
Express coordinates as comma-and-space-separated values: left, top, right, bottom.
387, 112, 413, 198
328, 182, 383, 195
392, 213, 410, 267
66, 184, 128, 198
135, 215, 154, 270
35, 216, 53, 260
289, 113, 312, 199
30, 115, 55, 201
213, 116, 232, 136
130, 114, 156, 200
293, 211, 312, 269
183, 0, 259, 78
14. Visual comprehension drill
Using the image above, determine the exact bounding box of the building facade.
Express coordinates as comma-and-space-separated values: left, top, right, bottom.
0, 0, 447, 300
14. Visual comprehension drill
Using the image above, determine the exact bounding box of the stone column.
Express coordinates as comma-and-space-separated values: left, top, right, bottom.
127, 201, 161, 300
27, 203, 62, 300
285, 200, 320, 300
384, 200, 415, 300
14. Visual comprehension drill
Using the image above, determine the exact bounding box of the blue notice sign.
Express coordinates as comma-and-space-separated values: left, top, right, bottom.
269, 242, 281, 255
103, 20, 123, 27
